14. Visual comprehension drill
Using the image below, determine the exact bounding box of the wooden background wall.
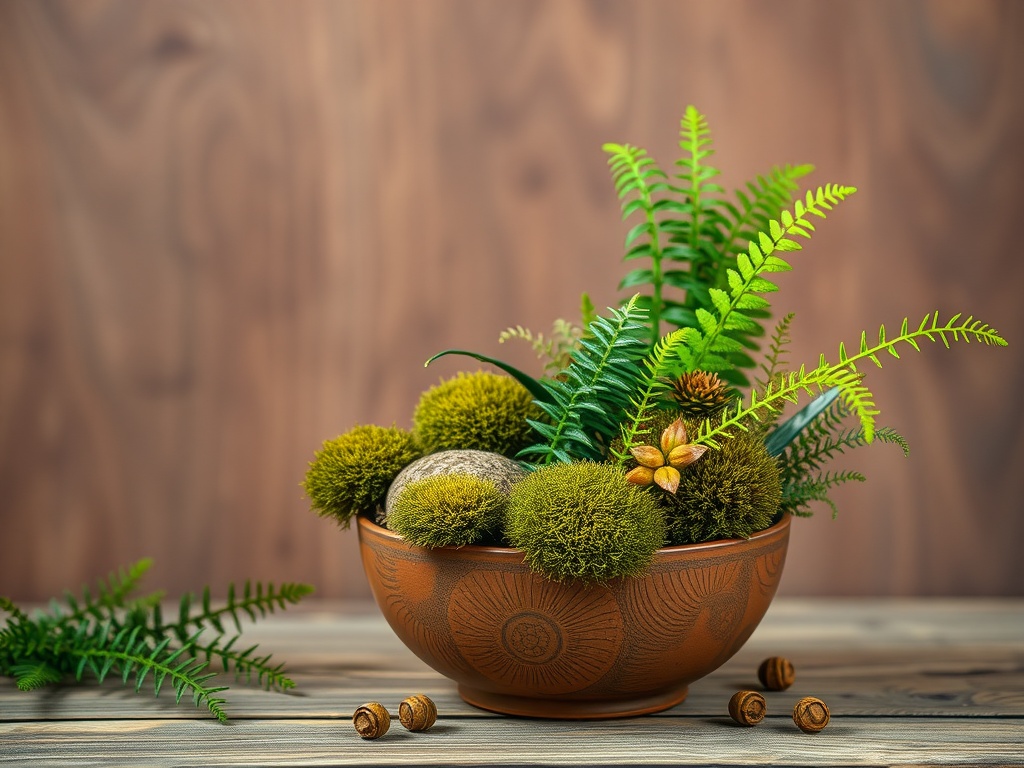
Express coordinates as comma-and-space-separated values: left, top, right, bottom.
1, 0, 1022, 601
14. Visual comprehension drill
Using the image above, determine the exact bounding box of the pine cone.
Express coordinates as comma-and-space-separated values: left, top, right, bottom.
669, 371, 731, 417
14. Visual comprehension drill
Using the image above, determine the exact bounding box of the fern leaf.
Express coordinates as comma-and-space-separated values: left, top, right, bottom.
756, 312, 796, 391
781, 470, 868, 519
11, 661, 63, 691
681, 184, 857, 378
721, 164, 813, 260
671, 105, 727, 273
71, 628, 231, 722
695, 313, 1006, 449
169, 582, 314, 642
197, 634, 296, 691
613, 328, 687, 465
519, 296, 649, 464
603, 143, 672, 346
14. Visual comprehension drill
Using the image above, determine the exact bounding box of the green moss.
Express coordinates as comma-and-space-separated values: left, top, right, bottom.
505, 462, 665, 583
413, 371, 540, 457
389, 474, 507, 548
661, 430, 782, 545
303, 425, 421, 527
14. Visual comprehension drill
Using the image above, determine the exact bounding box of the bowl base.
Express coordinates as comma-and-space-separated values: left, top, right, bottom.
457, 684, 689, 720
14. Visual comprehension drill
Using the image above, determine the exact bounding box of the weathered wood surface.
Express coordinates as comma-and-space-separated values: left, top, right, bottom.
2, 600, 1022, 765
1, 0, 1023, 604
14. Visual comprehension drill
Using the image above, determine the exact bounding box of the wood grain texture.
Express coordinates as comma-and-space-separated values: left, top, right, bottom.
1, 1, 1022, 600
1, 599, 1022, 766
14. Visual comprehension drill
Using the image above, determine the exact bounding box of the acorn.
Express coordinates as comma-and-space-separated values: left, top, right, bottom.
758, 656, 795, 691
792, 696, 830, 733
399, 694, 437, 732
353, 702, 391, 739
728, 690, 766, 726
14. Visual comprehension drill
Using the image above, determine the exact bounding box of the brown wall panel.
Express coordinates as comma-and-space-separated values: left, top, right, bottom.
1, 0, 1021, 600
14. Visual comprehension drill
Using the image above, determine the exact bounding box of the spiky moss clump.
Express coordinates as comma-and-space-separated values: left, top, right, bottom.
505, 462, 665, 583
304, 425, 421, 528
661, 431, 782, 545
413, 371, 540, 457
389, 474, 507, 548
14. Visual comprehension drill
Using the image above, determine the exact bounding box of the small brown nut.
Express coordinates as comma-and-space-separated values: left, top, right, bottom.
758, 656, 795, 691
728, 690, 767, 726
792, 696, 830, 733
353, 702, 391, 739
399, 694, 437, 732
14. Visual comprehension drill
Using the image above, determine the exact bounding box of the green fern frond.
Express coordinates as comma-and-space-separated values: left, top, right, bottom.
667, 105, 728, 288
11, 661, 64, 691
53, 558, 155, 625
1, 596, 27, 621
580, 292, 598, 326
781, 470, 868, 519
520, 296, 649, 464
603, 143, 673, 347
779, 398, 909, 491
2, 563, 311, 721
195, 634, 295, 691
173, 582, 315, 641
694, 312, 1006, 449
680, 184, 858, 378
72, 625, 229, 723
720, 164, 813, 261
756, 312, 796, 391
613, 328, 687, 465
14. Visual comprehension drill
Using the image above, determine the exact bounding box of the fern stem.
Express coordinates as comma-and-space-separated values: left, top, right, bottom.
695, 313, 1006, 448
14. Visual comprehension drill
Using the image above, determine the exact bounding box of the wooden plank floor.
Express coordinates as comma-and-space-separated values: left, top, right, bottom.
2, 599, 1023, 766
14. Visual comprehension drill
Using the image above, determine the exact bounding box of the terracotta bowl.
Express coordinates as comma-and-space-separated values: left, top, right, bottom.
357, 514, 790, 719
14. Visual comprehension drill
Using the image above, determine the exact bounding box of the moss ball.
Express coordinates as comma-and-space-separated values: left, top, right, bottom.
661, 431, 782, 545
384, 449, 526, 526
389, 474, 507, 548
505, 462, 665, 583
413, 371, 540, 457
303, 425, 421, 528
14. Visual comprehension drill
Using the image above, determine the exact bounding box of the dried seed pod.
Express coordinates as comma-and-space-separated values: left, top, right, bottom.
353, 702, 391, 739
399, 694, 437, 732
792, 696, 830, 733
728, 690, 767, 726
758, 656, 795, 691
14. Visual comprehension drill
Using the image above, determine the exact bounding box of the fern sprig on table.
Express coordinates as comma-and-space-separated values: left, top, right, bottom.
0, 560, 312, 721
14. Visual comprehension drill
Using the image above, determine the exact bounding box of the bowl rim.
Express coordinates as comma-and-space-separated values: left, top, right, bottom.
356, 511, 791, 557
